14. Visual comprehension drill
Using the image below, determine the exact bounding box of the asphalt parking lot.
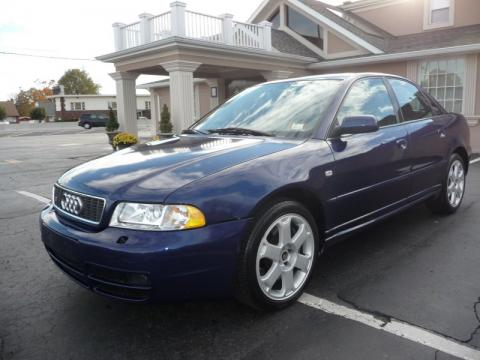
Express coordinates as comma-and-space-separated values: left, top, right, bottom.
1, 123, 480, 360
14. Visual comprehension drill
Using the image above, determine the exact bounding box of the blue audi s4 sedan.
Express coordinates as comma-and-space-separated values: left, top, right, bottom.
40, 73, 471, 310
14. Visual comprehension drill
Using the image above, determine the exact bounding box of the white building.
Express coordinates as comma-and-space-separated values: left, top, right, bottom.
48, 94, 152, 121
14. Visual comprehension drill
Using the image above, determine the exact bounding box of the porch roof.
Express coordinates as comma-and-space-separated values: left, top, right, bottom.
96, 36, 317, 78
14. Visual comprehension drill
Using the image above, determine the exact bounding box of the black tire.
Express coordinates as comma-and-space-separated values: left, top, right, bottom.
83, 122, 91, 129
235, 200, 320, 310
426, 153, 466, 215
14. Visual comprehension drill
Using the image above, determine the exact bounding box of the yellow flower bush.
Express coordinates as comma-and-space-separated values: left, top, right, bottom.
112, 133, 138, 148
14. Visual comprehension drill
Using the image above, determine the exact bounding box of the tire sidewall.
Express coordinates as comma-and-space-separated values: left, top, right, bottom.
243, 200, 320, 309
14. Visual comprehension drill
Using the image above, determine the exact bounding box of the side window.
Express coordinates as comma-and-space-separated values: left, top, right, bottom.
388, 79, 432, 122
336, 78, 397, 128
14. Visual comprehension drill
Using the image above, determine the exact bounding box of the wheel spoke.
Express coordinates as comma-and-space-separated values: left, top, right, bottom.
261, 242, 282, 261
291, 224, 308, 248
281, 270, 294, 294
295, 254, 310, 272
277, 217, 292, 246
261, 263, 282, 289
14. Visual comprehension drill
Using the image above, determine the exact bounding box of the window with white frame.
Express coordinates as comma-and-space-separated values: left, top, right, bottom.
418, 58, 465, 113
70, 102, 85, 111
108, 101, 117, 110
145, 101, 151, 110
425, 0, 453, 27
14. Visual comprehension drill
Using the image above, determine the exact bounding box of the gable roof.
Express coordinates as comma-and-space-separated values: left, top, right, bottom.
0, 101, 19, 117
249, 0, 480, 64
271, 29, 321, 58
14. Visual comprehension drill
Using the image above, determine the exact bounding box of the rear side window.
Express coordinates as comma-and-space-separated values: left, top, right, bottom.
388, 79, 432, 122
336, 78, 397, 128
80, 114, 90, 120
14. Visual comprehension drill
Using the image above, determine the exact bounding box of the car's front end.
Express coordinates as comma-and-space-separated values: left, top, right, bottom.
40, 77, 343, 307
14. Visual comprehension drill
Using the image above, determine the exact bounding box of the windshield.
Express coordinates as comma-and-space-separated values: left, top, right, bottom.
193, 79, 342, 139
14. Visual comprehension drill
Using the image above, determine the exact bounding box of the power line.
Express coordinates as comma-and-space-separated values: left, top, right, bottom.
0, 51, 100, 62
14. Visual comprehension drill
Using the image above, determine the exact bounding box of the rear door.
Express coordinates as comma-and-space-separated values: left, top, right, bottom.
326, 77, 411, 233
387, 78, 450, 197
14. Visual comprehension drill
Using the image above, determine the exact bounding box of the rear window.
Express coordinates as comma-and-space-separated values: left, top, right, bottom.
80, 114, 91, 120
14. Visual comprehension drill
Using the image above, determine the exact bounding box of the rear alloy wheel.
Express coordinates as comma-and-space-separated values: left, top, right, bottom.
427, 153, 466, 214
236, 201, 319, 310
83, 122, 91, 129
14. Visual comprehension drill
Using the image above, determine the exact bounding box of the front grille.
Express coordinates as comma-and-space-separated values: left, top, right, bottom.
53, 185, 105, 224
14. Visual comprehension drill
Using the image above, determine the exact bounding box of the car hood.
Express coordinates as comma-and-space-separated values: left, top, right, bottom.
58, 135, 301, 202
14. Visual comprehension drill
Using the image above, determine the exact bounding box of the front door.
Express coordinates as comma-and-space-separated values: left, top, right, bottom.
325, 77, 411, 235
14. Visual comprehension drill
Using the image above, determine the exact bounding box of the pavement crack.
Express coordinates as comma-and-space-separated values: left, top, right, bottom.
335, 293, 477, 345
465, 298, 480, 344
336, 293, 392, 325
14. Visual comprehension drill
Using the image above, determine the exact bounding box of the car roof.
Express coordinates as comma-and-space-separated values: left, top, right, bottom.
267, 72, 409, 84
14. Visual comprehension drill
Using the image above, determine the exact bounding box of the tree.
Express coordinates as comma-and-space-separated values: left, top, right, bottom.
14, 87, 53, 116
0, 106, 6, 121
30, 107, 46, 120
106, 107, 119, 132
160, 104, 173, 133
58, 69, 100, 95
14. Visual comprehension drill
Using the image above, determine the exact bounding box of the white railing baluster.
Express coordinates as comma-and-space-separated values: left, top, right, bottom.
113, 5, 272, 51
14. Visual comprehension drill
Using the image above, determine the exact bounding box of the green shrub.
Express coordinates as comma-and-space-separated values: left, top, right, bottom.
30, 107, 46, 120
160, 104, 173, 133
106, 107, 119, 132
0, 106, 6, 121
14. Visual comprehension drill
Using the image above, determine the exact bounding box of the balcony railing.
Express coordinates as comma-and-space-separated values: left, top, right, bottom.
112, 2, 272, 52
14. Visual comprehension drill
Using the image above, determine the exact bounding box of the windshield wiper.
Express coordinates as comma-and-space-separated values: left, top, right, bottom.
207, 127, 274, 137
182, 128, 207, 135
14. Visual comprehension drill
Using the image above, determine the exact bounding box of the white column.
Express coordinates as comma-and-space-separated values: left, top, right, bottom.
149, 89, 160, 136
259, 21, 272, 51
220, 14, 234, 45
206, 78, 220, 110
406, 60, 419, 82
112, 23, 126, 51
139, 13, 154, 45
464, 54, 478, 117
160, 61, 201, 133
261, 70, 293, 81
170, 1, 186, 37
109, 72, 139, 136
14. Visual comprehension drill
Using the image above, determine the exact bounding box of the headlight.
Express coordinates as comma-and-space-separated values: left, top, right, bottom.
110, 203, 206, 231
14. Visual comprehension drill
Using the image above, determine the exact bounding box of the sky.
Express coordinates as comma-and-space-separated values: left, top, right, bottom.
0, 0, 344, 99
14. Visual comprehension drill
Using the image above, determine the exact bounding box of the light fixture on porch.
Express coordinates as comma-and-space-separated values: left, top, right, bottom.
210, 87, 218, 98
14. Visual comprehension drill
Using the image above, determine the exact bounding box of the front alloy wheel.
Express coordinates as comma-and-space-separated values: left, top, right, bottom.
256, 214, 315, 301
236, 200, 319, 310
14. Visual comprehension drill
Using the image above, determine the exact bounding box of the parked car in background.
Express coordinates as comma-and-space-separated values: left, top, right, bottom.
78, 113, 109, 129
41, 73, 471, 310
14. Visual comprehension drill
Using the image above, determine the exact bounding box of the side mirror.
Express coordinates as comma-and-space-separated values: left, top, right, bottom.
333, 115, 379, 137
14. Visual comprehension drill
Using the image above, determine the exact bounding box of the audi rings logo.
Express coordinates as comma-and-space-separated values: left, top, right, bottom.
60, 193, 83, 215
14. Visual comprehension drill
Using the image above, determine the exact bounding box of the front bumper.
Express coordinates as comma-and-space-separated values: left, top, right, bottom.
40, 206, 251, 302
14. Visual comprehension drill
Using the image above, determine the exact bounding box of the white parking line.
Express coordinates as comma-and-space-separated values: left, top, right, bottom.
59, 143, 81, 147
15, 190, 50, 204
298, 293, 480, 360
470, 158, 480, 165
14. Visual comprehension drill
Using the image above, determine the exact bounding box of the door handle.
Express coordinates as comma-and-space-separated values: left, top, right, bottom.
437, 129, 446, 138
396, 138, 408, 150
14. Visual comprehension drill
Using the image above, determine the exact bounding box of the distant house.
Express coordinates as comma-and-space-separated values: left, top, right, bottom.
0, 101, 20, 123
47, 94, 152, 121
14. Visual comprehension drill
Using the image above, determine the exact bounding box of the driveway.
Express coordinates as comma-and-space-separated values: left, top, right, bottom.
1, 128, 479, 360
